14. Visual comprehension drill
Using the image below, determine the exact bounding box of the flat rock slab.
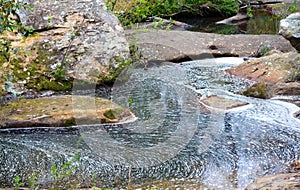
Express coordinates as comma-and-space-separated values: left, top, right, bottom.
0, 95, 134, 128
199, 95, 249, 113
226, 52, 300, 99
126, 30, 294, 62
245, 172, 300, 190
226, 51, 300, 83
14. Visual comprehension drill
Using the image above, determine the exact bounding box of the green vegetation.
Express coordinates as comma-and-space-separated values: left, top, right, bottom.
13, 175, 25, 190
100, 41, 143, 83
286, 1, 299, 14
0, 0, 31, 34
0, 0, 26, 96
5, 154, 82, 190
271, 0, 300, 18
239, 82, 268, 99
50, 154, 81, 189
27, 171, 39, 190
0, 1, 73, 96
105, 0, 239, 26
0, 39, 73, 95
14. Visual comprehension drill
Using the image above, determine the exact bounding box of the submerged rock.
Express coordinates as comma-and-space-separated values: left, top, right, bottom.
198, 95, 249, 113
0, 95, 134, 128
279, 12, 300, 52
215, 13, 249, 25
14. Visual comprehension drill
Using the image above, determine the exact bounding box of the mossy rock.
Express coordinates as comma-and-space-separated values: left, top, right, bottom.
239, 82, 269, 99
0, 35, 73, 95
0, 95, 135, 128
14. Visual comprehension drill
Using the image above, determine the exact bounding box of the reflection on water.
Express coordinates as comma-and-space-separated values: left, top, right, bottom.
176, 10, 281, 34
0, 59, 300, 189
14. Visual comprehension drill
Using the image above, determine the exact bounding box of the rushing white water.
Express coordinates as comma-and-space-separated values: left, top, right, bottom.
0, 58, 300, 189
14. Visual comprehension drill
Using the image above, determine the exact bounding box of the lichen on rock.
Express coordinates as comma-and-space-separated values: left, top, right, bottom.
0, 0, 131, 96
18, 0, 130, 82
279, 12, 300, 52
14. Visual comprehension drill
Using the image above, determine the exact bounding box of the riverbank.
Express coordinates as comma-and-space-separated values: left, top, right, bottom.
1, 28, 300, 189
1, 27, 299, 125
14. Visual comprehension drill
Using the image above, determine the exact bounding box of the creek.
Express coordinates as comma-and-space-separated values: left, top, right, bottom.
173, 9, 281, 34
0, 58, 300, 189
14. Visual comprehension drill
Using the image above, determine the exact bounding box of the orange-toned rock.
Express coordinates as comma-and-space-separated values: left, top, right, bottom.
227, 51, 300, 99
226, 51, 298, 84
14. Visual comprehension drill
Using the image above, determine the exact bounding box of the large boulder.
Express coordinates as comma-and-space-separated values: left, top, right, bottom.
0, 0, 130, 95
18, 0, 130, 81
279, 12, 300, 52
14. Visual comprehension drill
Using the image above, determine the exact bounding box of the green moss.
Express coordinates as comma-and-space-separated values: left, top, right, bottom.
239, 82, 268, 99
0, 41, 73, 93
99, 57, 133, 84
103, 109, 117, 120
35, 79, 72, 91
63, 117, 76, 126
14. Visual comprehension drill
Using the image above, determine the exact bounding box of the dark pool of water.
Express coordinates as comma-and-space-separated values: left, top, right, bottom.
173, 10, 281, 34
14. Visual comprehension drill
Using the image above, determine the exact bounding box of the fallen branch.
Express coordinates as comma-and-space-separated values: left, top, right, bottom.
148, 16, 193, 29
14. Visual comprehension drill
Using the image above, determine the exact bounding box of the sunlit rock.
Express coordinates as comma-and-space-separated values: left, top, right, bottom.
279, 12, 300, 52
16, 0, 130, 82
0, 95, 135, 128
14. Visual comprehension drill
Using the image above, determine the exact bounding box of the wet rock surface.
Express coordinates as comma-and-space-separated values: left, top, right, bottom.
198, 95, 249, 112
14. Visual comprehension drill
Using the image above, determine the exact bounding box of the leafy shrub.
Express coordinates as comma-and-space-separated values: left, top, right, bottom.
0, 0, 33, 34
106, 0, 239, 26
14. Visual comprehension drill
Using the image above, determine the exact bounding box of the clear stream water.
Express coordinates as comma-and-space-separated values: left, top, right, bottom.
0, 58, 300, 189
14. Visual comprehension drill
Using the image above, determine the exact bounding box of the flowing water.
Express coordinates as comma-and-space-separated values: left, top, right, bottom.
0, 58, 300, 189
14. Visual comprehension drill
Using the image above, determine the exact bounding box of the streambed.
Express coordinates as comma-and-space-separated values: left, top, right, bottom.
0, 58, 300, 189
